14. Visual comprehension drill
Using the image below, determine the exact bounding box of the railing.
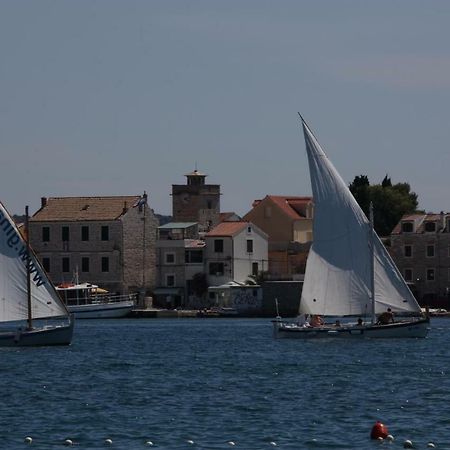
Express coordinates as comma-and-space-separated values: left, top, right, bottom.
88, 293, 137, 305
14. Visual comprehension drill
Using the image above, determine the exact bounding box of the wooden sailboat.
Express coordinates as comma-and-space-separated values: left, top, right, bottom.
0, 203, 74, 346
273, 115, 429, 339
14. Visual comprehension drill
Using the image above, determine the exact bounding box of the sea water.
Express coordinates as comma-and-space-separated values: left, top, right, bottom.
1, 318, 449, 449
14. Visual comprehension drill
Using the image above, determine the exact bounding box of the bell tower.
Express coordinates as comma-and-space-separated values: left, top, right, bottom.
172, 169, 221, 232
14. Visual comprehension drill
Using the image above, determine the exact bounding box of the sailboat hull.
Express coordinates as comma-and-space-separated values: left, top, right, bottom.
273, 317, 430, 339
0, 319, 74, 347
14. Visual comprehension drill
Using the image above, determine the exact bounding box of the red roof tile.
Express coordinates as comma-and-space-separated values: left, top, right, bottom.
260, 195, 313, 220
206, 221, 250, 237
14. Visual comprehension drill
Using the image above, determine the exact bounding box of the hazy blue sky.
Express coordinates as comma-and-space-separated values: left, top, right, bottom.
1, 1, 449, 217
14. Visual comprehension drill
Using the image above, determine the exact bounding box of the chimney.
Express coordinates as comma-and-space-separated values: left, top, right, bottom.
41, 197, 47, 208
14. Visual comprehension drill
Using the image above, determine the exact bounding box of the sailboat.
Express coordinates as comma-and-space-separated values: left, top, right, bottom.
273, 115, 429, 339
0, 203, 74, 346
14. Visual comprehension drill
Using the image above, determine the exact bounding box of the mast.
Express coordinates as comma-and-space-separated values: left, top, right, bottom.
369, 202, 376, 324
25, 206, 33, 330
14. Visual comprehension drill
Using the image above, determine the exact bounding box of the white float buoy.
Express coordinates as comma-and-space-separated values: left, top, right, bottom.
403, 440, 413, 449
228, 442, 236, 446
64, 439, 73, 446
427, 443, 436, 448
186, 439, 194, 444
377, 437, 384, 441
24, 437, 33, 444
145, 441, 154, 446
269, 442, 277, 446
386, 435, 394, 442
105, 438, 113, 445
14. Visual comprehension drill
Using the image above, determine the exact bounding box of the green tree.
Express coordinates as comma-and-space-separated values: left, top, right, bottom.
349, 175, 371, 214
349, 176, 419, 236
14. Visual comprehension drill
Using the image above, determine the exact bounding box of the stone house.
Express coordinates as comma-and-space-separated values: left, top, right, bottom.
243, 195, 313, 278
29, 195, 158, 297
390, 212, 450, 307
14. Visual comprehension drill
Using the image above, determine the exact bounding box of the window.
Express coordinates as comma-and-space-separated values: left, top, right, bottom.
427, 268, 435, 281
209, 262, 224, 276
81, 257, 90, 273
427, 245, 435, 258
165, 253, 175, 264
207, 200, 212, 209
404, 245, 412, 257
424, 222, 436, 232
252, 262, 259, 276
42, 227, 50, 242
81, 226, 89, 241
62, 257, 70, 273
404, 268, 413, 282
214, 239, 224, 253
101, 257, 109, 272
247, 226, 252, 233
185, 250, 203, 263
101, 226, 109, 241
42, 257, 50, 272
246, 239, 253, 253
62, 226, 69, 242
166, 274, 175, 287
401, 222, 413, 233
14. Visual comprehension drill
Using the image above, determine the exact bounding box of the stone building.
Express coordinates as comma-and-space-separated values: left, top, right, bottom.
29, 195, 158, 297
172, 169, 221, 233
390, 212, 450, 307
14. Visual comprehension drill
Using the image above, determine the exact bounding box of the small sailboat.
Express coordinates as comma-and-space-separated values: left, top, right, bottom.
273, 115, 429, 339
0, 203, 74, 346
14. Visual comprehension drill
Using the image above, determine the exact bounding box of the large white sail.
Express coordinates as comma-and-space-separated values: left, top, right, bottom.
299, 118, 421, 316
0, 202, 69, 322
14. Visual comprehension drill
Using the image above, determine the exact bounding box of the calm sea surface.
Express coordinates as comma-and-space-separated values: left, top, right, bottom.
1, 318, 450, 449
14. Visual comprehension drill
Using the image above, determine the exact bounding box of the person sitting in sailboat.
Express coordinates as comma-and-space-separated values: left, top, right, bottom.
310, 315, 324, 327
376, 308, 395, 325
297, 314, 310, 327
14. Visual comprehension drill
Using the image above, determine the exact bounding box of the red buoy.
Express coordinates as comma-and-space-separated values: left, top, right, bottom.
370, 421, 389, 439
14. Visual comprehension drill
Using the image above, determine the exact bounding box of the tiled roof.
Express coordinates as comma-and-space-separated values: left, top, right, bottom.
31, 196, 142, 222
391, 213, 448, 234
206, 221, 250, 237
252, 195, 313, 220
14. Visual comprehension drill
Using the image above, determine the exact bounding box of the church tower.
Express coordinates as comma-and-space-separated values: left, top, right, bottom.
172, 169, 221, 232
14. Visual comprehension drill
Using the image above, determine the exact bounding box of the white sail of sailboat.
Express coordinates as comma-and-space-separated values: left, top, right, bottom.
0, 202, 74, 346
273, 115, 429, 339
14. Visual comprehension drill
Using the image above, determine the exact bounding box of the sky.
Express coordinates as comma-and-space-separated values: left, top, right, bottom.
1, 0, 449, 217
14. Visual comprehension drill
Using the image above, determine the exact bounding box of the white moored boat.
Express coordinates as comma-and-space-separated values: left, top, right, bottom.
273, 115, 429, 339
0, 204, 74, 346
56, 282, 136, 319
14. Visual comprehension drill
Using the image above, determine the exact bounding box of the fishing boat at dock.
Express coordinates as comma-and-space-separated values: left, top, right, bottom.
56, 280, 136, 319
